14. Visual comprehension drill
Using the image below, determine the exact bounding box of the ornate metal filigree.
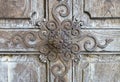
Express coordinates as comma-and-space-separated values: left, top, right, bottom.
10, 0, 113, 82
38, 0, 113, 81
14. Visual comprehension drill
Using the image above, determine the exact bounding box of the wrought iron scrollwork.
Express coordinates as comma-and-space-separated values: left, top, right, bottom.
38, 1, 113, 81
10, 0, 113, 82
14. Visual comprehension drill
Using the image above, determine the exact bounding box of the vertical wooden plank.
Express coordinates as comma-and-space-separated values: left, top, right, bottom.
37, 0, 44, 19
73, 61, 83, 82
30, 0, 44, 25
47, 0, 73, 82
73, 0, 84, 21
0, 62, 8, 82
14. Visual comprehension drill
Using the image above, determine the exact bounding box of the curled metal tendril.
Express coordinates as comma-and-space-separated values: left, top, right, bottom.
83, 34, 113, 51
12, 35, 23, 46
51, 64, 66, 82
46, 21, 58, 31
97, 39, 113, 49
39, 45, 50, 55
23, 32, 37, 48
52, 1, 70, 24
48, 52, 58, 62
61, 20, 73, 30
62, 52, 72, 62
84, 35, 97, 51
51, 55, 69, 82
12, 32, 37, 48
71, 43, 80, 54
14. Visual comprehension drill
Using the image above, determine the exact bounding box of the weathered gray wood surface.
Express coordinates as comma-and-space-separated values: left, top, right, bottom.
0, 55, 46, 82
74, 0, 120, 28
0, 0, 120, 82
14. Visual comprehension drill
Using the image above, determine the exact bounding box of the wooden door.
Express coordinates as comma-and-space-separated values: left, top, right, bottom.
0, 0, 120, 82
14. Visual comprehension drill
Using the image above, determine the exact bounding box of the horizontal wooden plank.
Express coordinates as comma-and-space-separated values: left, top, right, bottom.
0, 29, 40, 51
0, 29, 119, 53
79, 29, 120, 52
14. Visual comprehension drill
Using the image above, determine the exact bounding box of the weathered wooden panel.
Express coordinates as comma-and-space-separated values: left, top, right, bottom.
73, 55, 120, 82
0, 0, 44, 28
0, 62, 8, 82
84, 0, 120, 18
9, 62, 39, 82
0, 55, 46, 82
0, 0, 120, 82
0, 0, 31, 18
84, 63, 120, 82
74, 55, 120, 82
73, 0, 120, 28
0, 0, 44, 19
